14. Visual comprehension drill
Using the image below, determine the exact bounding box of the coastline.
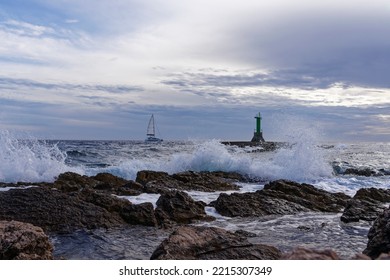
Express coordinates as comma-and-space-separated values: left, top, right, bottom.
1, 170, 389, 260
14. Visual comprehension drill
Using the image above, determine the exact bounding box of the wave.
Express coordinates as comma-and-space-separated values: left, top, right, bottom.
0, 131, 83, 183
93, 138, 334, 183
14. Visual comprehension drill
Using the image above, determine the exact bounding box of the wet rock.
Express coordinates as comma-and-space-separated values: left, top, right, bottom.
53, 172, 144, 196
136, 170, 240, 193
0, 220, 53, 260
155, 191, 214, 225
0, 187, 124, 233
281, 247, 340, 260
214, 180, 350, 217
77, 188, 158, 227
52, 172, 100, 192
341, 188, 390, 223
363, 207, 390, 259
150, 226, 281, 260
92, 173, 128, 187
344, 168, 376, 177
115, 181, 145, 196
353, 188, 390, 203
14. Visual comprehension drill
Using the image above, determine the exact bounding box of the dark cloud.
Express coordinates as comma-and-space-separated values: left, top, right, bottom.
163, 69, 336, 90
223, 10, 390, 89
0, 77, 143, 94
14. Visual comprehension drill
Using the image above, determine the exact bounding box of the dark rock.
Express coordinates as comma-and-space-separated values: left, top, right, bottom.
54, 172, 144, 196
116, 181, 145, 196
155, 191, 214, 224
341, 200, 387, 223
77, 188, 158, 227
0, 187, 124, 233
150, 226, 281, 260
341, 188, 390, 223
344, 168, 376, 177
234, 229, 257, 237
53, 172, 99, 192
353, 188, 390, 203
92, 172, 128, 187
136, 170, 240, 193
136, 171, 170, 186
0, 220, 53, 260
214, 180, 350, 217
363, 207, 390, 259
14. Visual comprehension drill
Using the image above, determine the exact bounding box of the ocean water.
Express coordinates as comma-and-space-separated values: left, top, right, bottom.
0, 130, 389, 259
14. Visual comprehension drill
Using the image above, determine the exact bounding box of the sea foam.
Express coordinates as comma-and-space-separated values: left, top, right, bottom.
0, 130, 83, 183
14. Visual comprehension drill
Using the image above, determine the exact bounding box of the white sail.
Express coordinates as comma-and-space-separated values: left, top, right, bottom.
146, 114, 156, 137
145, 114, 163, 143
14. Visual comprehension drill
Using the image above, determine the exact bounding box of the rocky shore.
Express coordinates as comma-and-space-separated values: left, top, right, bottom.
1, 170, 390, 260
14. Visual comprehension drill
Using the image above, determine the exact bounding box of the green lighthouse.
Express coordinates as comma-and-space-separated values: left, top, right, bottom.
251, 112, 265, 142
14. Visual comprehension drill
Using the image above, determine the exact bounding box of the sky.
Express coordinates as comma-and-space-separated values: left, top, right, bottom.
0, 0, 389, 141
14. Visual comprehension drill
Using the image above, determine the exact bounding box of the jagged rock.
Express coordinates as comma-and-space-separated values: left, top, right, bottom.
52, 172, 99, 192
0, 187, 124, 233
341, 188, 390, 223
281, 247, 340, 260
363, 207, 390, 259
354, 188, 390, 202
92, 173, 128, 187
136, 170, 240, 193
213, 180, 350, 217
53, 172, 144, 196
344, 168, 376, 177
0, 220, 53, 260
155, 191, 214, 225
150, 226, 281, 260
77, 188, 157, 227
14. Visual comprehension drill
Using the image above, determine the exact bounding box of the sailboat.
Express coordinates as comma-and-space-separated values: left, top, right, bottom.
145, 114, 163, 143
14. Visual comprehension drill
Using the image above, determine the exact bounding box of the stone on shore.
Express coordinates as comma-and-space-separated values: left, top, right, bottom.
136, 170, 241, 193
213, 180, 350, 217
154, 191, 214, 225
0, 187, 125, 233
341, 188, 390, 223
0, 220, 53, 260
363, 207, 390, 259
150, 225, 281, 260
54, 172, 144, 196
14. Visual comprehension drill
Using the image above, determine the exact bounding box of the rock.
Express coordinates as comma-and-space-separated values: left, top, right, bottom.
115, 181, 145, 196
77, 188, 158, 227
341, 200, 387, 223
54, 172, 144, 196
136, 170, 240, 193
341, 188, 390, 223
281, 247, 340, 260
214, 180, 350, 217
344, 168, 376, 177
92, 173, 128, 187
363, 207, 390, 259
353, 188, 390, 203
0, 187, 124, 233
52, 172, 100, 192
150, 226, 281, 260
0, 220, 53, 260
155, 191, 214, 225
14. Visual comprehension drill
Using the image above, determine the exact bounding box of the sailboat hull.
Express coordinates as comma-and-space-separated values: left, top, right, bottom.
145, 136, 163, 143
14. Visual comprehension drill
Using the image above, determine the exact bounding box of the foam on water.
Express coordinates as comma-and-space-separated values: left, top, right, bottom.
0, 131, 83, 183
89, 136, 334, 184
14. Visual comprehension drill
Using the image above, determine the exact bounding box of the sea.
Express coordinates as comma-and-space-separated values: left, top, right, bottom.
0, 130, 389, 259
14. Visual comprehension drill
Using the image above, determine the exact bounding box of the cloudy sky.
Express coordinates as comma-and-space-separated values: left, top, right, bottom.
0, 0, 389, 141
